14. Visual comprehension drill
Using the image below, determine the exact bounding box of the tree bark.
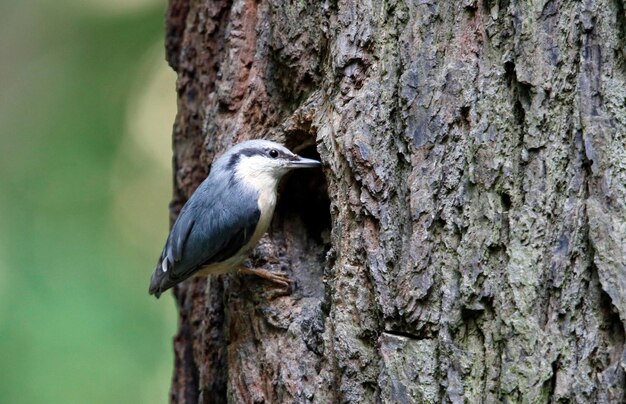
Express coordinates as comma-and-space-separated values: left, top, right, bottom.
163, 0, 626, 402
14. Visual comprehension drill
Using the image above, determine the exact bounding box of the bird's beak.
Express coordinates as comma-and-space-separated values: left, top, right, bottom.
286, 156, 322, 168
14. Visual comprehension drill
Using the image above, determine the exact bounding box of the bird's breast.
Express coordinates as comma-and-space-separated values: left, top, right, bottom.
248, 187, 277, 248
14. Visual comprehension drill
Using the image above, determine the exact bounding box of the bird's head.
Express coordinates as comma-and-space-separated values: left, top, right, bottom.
217, 140, 321, 191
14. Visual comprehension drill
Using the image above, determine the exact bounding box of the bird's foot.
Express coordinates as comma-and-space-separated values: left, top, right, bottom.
238, 267, 291, 287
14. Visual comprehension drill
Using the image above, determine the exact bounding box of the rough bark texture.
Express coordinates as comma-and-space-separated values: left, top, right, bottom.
164, 0, 626, 402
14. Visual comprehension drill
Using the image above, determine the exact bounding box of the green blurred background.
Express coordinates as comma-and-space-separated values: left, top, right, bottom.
0, 0, 178, 402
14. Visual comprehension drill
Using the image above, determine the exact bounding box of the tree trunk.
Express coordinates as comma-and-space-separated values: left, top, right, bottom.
163, 0, 626, 402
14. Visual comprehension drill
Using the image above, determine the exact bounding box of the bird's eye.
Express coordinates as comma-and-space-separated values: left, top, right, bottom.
268, 149, 279, 158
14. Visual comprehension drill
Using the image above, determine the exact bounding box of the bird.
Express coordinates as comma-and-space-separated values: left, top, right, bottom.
149, 139, 322, 298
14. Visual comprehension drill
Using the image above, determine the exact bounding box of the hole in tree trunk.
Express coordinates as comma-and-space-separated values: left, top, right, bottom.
280, 145, 331, 242
273, 143, 331, 298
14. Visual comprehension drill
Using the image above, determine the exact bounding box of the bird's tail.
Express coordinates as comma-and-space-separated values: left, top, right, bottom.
148, 266, 166, 298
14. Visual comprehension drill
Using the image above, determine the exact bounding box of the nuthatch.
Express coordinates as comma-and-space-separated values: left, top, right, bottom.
149, 140, 321, 298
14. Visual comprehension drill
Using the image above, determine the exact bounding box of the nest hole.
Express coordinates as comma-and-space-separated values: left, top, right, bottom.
277, 144, 331, 244
267, 143, 331, 298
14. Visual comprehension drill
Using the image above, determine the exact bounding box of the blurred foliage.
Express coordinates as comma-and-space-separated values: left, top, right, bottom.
0, 0, 178, 402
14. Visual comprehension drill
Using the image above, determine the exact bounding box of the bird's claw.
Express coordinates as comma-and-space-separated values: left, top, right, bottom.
239, 267, 291, 288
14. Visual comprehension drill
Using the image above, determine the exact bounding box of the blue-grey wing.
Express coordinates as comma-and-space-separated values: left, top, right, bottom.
149, 181, 260, 297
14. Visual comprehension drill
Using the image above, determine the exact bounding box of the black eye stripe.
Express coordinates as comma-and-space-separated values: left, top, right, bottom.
235, 147, 291, 160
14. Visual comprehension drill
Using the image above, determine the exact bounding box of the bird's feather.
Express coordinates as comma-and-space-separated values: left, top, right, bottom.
149, 173, 260, 297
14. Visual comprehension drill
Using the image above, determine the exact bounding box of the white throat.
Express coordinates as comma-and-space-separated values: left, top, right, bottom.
235, 156, 282, 194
